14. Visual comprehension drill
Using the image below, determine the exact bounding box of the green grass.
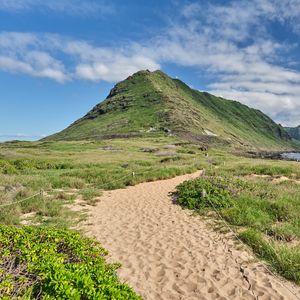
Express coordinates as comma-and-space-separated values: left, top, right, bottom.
1, 136, 300, 294
80, 188, 102, 205
239, 229, 300, 284
0, 226, 141, 299
0, 137, 206, 226
0, 137, 208, 299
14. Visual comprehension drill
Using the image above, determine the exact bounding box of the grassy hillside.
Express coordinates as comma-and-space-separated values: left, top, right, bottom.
46, 70, 167, 141
46, 70, 294, 150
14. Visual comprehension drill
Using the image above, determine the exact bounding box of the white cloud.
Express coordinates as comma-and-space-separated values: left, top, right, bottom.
0, 32, 160, 82
0, 56, 33, 74
0, 0, 114, 16
0, 33, 68, 82
59, 39, 160, 81
1, 0, 300, 125
181, 0, 300, 37
141, 0, 300, 126
74, 53, 160, 82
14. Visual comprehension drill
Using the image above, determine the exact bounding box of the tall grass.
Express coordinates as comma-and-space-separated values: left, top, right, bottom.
175, 174, 300, 284
0, 138, 206, 225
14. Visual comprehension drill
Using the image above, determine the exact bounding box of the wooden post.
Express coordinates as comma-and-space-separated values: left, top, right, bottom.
40, 189, 45, 214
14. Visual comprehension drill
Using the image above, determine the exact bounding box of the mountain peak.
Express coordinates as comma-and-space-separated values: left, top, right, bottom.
125, 69, 166, 80
45, 70, 293, 150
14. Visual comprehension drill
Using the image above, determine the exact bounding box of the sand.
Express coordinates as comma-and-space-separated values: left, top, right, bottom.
77, 171, 300, 300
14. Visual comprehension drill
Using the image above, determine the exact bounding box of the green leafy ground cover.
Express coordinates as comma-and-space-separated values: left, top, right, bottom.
0, 226, 141, 299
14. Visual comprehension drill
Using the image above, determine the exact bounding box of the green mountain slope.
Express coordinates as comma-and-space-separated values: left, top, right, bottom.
46, 70, 293, 149
285, 126, 300, 141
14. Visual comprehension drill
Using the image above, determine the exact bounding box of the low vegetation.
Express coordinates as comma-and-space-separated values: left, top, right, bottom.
1, 70, 300, 298
1, 136, 300, 297
0, 226, 141, 299
0, 137, 204, 226
176, 167, 300, 284
0, 137, 206, 298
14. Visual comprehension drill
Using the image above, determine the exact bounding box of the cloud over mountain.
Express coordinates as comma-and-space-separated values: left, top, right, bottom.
0, 0, 300, 125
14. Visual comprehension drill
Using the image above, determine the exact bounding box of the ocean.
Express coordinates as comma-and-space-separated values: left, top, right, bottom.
281, 152, 300, 161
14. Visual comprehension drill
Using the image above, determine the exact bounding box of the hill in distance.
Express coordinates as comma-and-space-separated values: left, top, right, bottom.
46, 70, 294, 150
285, 126, 300, 141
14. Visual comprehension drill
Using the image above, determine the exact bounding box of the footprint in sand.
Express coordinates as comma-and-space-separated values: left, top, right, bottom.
77, 172, 300, 300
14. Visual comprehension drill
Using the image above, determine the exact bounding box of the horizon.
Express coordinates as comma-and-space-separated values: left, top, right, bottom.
1, 0, 300, 141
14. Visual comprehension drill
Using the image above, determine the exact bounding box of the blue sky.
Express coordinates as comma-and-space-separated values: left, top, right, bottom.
1, 0, 300, 141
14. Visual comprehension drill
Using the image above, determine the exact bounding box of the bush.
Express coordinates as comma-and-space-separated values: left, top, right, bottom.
175, 177, 234, 210
11, 159, 74, 171
0, 226, 141, 299
50, 177, 85, 189
0, 160, 18, 175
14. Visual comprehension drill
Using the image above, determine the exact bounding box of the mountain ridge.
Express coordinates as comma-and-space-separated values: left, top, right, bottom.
45, 70, 294, 150
285, 126, 300, 141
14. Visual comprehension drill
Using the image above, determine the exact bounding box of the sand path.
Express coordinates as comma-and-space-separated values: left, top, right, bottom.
77, 171, 300, 300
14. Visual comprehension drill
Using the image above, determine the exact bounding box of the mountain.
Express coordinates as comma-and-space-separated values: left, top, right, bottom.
285, 126, 300, 141
46, 70, 293, 149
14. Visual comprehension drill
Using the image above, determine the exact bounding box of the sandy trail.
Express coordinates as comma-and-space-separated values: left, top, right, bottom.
77, 171, 300, 300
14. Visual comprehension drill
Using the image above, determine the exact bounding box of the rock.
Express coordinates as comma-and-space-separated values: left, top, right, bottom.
161, 127, 171, 133
199, 146, 208, 151
4, 183, 24, 193
156, 151, 177, 157
0, 151, 17, 157
140, 148, 158, 153
163, 144, 177, 149
147, 127, 157, 133
102, 145, 117, 151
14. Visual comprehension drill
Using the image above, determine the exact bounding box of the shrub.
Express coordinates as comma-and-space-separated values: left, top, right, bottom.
50, 177, 85, 189
175, 177, 234, 210
0, 226, 141, 299
10, 159, 74, 171
0, 160, 18, 175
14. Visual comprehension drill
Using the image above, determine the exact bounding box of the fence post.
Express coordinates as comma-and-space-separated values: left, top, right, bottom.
40, 189, 45, 214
